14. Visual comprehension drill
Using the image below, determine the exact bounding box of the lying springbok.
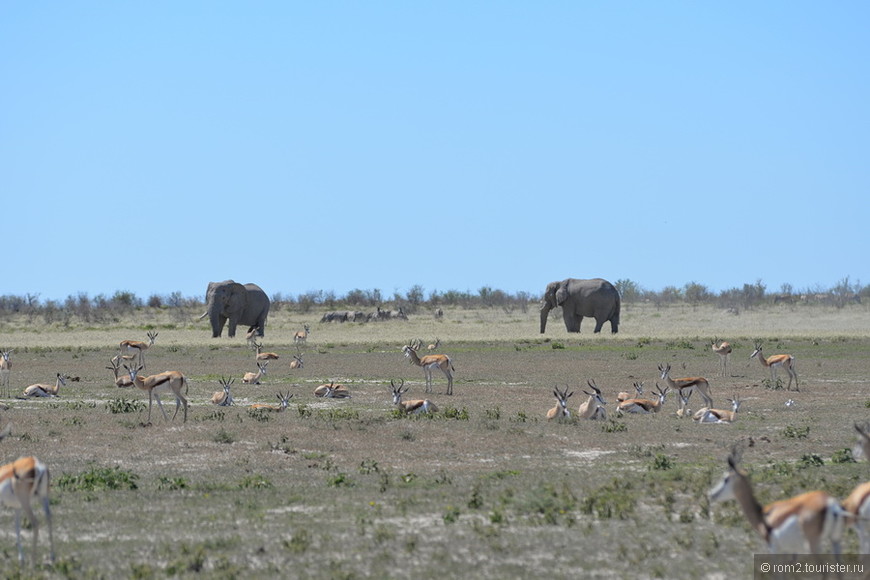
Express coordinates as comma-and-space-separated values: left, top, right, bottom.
546, 385, 573, 421
694, 395, 742, 424
211, 377, 235, 406
107, 358, 134, 388
710, 447, 845, 554
390, 379, 437, 414
577, 379, 607, 420
243, 362, 268, 385
314, 382, 351, 398
289, 354, 304, 370
0, 456, 55, 566
22, 374, 66, 398
675, 391, 692, 418
253, 342, 280, 362
616, 384, 669, 415
616, 381, 644, 403
842, 423, 870, 553
250, 391, 292, 412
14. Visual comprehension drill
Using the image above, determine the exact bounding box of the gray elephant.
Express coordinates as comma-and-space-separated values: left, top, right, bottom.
200, 280, 271, 338
540, 278, 621, 334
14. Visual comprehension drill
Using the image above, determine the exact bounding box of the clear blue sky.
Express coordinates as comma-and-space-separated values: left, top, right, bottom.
3, 2, 868, 302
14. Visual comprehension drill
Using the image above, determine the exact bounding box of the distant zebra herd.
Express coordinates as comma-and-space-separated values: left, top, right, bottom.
320, 307, 408, 323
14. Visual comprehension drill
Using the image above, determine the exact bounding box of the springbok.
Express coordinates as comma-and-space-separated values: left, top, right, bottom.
0, 349, 12, 397
293, 325, 310, 345
658, 363, 714, 408
427, 337, 441, 351
119, 331, 157, 369
842, 423, 870, 553
0, 456, 55, 566
243, 362, 268, 385
390, 379, 437, 414
253, 342, 279, 362
577, 379, 607, 420
750, 342, 799, 391
211, 377, 235, 406
616, 384, 669, 415
314, 382, 351, 398
710, 448, 845, 554
126, 365, 189, 423
616, 381, 644, 403
22, 374, 66, 398
710, 339, 732, 377
245, 327, 260, 348
107, 358, 134, 388
694, 395, 741, 424
250, 391, 292, 412
546, 385, 573, 421
855, 422, 870, 461
675, 391, 692, 418
289, 354, 304, 370
402, 341, 455, 395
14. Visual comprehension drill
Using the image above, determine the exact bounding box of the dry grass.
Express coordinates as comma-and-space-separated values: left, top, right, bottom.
0, 303, 867, 578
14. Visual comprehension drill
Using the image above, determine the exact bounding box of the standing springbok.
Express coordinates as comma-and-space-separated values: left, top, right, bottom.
390, 379, 437, 414
750, 342, 799, 391
293, 325, 310, 345
0, 349, 12, 398
693, 395, 741, 423
0, 456, 55, 566
402, 341, 455, 395
211, 377, 235, 406
710, 339, 732, 377
546, 385, 573, 421
250, 391, 292, 412
119, 331, 157, 369
126, 365, 189, 423
577, 379, 607, 420
245, 327, 260, 348
710, 448, 845, 554
243, 362, 268, 385
22, 374, 66, 398
616, 384, 669, 415
658, 363, 714, 408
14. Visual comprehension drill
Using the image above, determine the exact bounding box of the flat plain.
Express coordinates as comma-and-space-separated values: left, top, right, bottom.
0, 302, 868, 579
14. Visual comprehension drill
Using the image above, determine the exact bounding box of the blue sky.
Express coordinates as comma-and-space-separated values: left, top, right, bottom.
3, 2, 868, 302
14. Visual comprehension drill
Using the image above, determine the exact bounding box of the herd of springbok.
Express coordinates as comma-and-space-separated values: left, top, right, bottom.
0, 327, 866, 566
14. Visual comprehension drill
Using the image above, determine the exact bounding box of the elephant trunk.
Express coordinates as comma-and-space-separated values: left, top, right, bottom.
209, 309, 226, 338
540, 302, 552, 334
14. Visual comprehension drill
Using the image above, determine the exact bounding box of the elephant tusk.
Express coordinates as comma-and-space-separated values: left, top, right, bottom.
198, 311, 209, 320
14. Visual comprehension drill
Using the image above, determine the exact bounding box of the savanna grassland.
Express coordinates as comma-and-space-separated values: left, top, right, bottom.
0, 302, 868, 579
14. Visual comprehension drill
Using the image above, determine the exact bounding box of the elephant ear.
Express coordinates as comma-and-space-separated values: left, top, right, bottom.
226, 282, 247, 310
555, 282, 569, 307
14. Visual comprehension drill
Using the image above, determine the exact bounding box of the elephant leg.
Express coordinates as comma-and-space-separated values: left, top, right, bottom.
227, 320, 238, 338
593, 319, 605, 333
563, 310, 581, 333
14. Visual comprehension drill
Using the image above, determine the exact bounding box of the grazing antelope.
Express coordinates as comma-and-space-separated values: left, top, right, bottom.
750, 342, 799, 391
253, 341, 280, 362
293, 324, 310, 345
710, 448, 845, 554
107, 358, 134, 388
289, 354, 304, 370
250, 391, 292, 412
546, 385, 573, 421
577, 379, 607, 420
617, 384, 669, 415
211, 377, 235, 406
616, 381, 644, 403
710, 339, 732, 377
390, 379, 438, 414
314, 382, 352, 398
243, 362, 268, 385
22, 374, 66, 398
0, 456, 55, 566
402, 341, 455, 395
694, 395, 741, 423
658, 363, 714, 408
427, 337, 441, 351
119, 331, 157, 369
126, 365, 189, 423
0, 349, 12, 397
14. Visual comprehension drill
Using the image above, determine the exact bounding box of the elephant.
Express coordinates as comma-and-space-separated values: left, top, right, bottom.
200, 280, 271, 338
540, 278, 621, 334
